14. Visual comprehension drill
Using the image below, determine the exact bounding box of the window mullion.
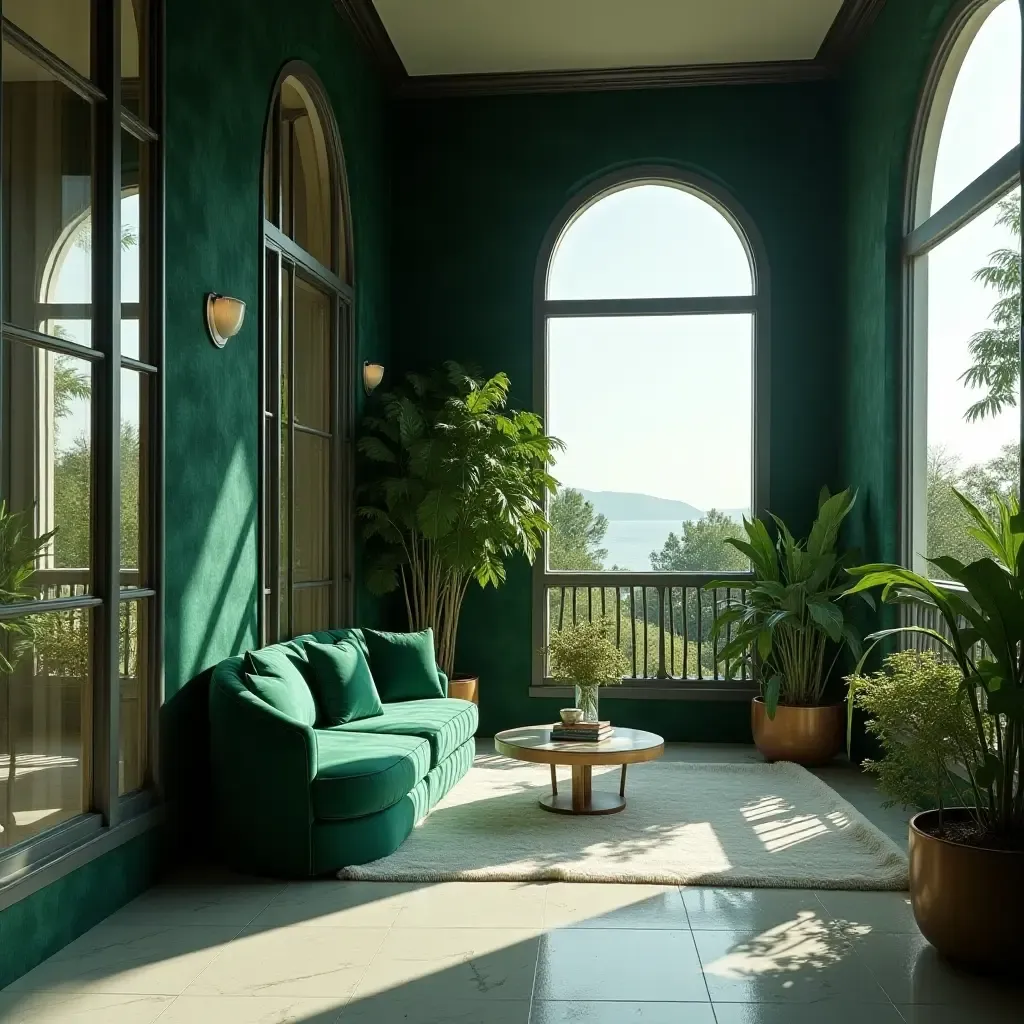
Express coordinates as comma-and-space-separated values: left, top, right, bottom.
91, 0, 123, 828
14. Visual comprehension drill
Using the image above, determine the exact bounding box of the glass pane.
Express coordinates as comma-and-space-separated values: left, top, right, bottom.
2, 1, 91, 78
2, 44, 93, 345
118, 599, 147, 794
120, 369, 148, 586
281, 77, 333, 270
0, 607, 91, 849
547, 315, 752, 572
3, 341, 92, 598
293, 431, 330, 583
921, 187, 1021, 573
547, 184, 753, 300
122, 0, 146, 120
929, 0, 1020, 215
292, 585, 330, 637
121, 131, 147, 360
293, 277, 331, 431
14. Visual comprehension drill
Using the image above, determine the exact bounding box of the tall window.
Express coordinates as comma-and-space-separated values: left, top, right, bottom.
906, 0, 1021, 575
535, 172, 766, 685
0, 0, 162, 859
260, 71, 352, 643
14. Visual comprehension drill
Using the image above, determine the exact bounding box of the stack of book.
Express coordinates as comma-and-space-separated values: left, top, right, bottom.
550, 720, 613, 742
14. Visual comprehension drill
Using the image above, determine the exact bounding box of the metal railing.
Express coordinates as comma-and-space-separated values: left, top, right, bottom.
541, 571, 753, 686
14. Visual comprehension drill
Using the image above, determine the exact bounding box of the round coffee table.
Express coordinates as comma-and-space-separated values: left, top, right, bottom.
494, 725, 664, 815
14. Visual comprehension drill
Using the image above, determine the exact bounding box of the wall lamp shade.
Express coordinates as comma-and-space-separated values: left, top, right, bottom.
363, 361, 385, 394
206, 294, 247, 348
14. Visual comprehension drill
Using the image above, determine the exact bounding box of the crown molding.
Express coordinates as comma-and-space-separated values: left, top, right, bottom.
332, 0, 406, 82
817, 0, 889, 68
397, 59, 829, 99
333, 0, 888, 97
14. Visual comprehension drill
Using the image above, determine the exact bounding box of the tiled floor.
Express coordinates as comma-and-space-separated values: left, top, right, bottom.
0, 745, 1020, 1023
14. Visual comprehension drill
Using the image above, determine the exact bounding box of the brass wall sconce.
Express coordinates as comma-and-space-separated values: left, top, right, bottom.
363, 361, 385, 394
205, 293, 247, 348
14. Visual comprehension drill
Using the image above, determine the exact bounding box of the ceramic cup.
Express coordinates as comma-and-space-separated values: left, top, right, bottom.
559, 707, 584, 725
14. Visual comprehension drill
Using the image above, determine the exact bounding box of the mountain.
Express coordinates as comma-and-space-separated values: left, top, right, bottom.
576, 489, 703, 523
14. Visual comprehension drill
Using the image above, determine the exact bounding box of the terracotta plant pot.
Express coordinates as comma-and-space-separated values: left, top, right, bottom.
447, 674, 478, 705
750, 696, 843, 766
909, 808, 1024, 971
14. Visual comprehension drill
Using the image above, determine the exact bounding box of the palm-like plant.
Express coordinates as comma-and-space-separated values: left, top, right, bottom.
358, 362, 562, 675
0, 502, 56, 671
706, 488, 868, 717
845, 489, 1024, 841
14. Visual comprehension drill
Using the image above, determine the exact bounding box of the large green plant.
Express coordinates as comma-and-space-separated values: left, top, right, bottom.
845, 489, 1024, 842
0, 502, 56, 672
358, 362, 562, 675
706, 487, 868, 717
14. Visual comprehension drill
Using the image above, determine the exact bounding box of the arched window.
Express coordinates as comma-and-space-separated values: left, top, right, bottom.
534, 171, 767, 685
905, 0, 1021, 575
260, 69, 353, 642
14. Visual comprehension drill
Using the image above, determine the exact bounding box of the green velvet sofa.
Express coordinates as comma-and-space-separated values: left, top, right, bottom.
209, 628, 477, 878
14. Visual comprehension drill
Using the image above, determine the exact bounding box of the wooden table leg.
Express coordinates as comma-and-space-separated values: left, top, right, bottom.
620, 764, 627, 798
550, 763, 558, 796
571, 764, 591, 812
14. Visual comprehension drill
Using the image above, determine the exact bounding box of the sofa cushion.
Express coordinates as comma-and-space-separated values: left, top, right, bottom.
304, 639, 383, 726
243, 647, 316, 726
312, 731, 431, 821
330, 698, 477, 768
363, 628, 444, 702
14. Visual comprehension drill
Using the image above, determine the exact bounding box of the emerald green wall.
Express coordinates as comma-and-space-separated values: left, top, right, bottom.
841, 0, 959, 563
0, 829, 163, 989
391, 84, 843, 739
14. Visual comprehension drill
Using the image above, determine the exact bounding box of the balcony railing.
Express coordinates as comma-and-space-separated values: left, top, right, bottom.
534, 571, 756, 699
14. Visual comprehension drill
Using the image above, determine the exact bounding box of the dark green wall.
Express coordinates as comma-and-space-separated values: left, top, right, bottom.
391, 83, 843, 739
841, 0, 959, 563
0, 829, 163, 989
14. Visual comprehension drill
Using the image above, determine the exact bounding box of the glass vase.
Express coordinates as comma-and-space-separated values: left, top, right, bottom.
574, 683, 600, 723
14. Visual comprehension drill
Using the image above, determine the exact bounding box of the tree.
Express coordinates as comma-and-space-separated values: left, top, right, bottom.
960, 193, 1021, 422
547, 487, 608, 571
649, 509, 747, 572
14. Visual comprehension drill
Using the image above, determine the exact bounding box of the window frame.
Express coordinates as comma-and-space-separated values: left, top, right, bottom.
258, 63, 355, 644
901, 0, 1022, 574
0, 0, 165, 897
530, 166, 771, 691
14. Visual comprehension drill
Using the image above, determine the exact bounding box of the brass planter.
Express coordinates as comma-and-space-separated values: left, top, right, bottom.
909, 808, 1024, 971
447, 674, 479, 705
750, 697, 843, 766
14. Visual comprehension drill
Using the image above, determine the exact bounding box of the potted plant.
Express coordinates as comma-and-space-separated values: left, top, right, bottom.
546, 617, 628, 722
707, 487, 868, 765
358, 362, 563, 684
844, 489, 1024, 970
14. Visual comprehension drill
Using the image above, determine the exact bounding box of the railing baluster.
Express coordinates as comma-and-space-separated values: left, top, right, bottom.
558, 586, 566, 631
641, 587, 649, 677
600, 585, 606, 620
629, 587, 637, 678
669, 586, 677, 677
615, 586, 621, 649
572, 586, 577, 626
682, 586, 689, 679
657, 586, 668, 678
713, 588, 720, 681
697, 588, 704, 680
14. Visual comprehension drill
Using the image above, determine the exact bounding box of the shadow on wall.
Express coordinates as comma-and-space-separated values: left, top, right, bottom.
162, 442, 258, 863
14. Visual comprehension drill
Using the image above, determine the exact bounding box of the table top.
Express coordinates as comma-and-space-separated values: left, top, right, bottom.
493, 725, 665, 766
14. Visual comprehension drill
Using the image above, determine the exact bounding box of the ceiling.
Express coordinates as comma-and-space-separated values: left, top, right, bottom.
371, 0, 847, 78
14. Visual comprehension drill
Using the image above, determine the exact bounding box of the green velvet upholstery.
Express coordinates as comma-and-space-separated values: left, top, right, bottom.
363, 628, 445, 702
312, 731, 431, 819
331, 698, 478, 767
209, 631, 473, 877
243, 647, 317, 726
304, 639, 383, 726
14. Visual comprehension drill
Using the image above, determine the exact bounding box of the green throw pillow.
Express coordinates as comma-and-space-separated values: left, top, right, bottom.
304, 639, 384, 726
242, 659, 317, 727
363, 628, 444, 702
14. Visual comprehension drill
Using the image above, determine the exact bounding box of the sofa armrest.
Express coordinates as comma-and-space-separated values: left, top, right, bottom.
437, 667, 449, 697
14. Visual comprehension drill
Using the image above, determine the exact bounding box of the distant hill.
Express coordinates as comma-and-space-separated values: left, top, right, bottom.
576, 489, 703, 523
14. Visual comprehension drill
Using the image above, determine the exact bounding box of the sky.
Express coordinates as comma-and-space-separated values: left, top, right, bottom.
547, 0, 1021, 508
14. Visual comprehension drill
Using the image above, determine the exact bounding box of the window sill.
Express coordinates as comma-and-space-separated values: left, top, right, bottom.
530, 681, 758, 702
0, 801, 164, 913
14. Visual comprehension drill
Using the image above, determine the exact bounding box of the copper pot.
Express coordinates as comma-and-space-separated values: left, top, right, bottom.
447, 674, 478, 705
909, 808, 1024, 971
750, 696, 843, 765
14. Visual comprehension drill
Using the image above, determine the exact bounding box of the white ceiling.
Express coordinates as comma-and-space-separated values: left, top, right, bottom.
372, 0, 846, 77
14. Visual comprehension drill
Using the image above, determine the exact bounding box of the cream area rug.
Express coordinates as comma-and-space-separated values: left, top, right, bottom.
339, 755, 908, 890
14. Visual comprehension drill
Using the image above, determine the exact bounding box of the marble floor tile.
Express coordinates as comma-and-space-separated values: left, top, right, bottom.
392, 881, 549, 930
532, 1001, 717, 1023
156, 994, 347, 1023
543, 883, 688, 930
0, 992, 173, 1023
248, 881, 417, 931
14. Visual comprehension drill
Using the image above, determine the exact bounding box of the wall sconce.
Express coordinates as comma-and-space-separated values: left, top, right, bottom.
205, 293, 247, 348
363, 361, 385, 394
